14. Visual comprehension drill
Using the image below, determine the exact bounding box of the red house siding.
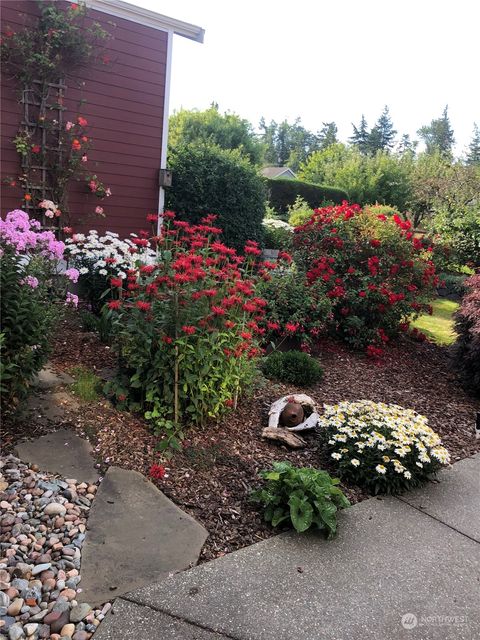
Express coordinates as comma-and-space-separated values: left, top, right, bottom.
1, 0, 168, 236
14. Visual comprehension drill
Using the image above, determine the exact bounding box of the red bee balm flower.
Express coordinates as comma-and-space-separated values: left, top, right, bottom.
136, 301, 151, 311
285, 322, 299, 333
110, 277, 123, 287
149, 464, 166, 480
182, 325, 196, 335
107, 300, 122, 310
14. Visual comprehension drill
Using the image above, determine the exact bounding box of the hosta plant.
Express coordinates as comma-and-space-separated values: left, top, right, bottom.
318, 400, 450, 494
251, 461, 350, 537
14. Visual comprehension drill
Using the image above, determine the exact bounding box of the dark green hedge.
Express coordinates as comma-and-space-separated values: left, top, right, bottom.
167, 142, 266, 251
265, 178, 348, 214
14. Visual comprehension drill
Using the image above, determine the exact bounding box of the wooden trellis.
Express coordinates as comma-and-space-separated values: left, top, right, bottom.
20, 79, 66, 228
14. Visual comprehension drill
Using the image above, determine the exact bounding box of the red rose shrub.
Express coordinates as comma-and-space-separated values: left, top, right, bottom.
293, 202, 438, 352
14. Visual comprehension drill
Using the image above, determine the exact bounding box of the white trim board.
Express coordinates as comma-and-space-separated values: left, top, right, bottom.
80, 0, 205, 42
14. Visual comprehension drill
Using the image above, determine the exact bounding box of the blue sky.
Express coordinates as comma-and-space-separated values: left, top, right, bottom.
136, 0, 479, 157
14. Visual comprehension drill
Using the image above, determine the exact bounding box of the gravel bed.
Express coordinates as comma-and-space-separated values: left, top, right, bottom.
0, 456, 110, 640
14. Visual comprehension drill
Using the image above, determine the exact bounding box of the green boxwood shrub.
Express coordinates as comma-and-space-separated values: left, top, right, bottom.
261, 350, 323, 386
265, 178, 348, 215
167, 142, 266, 251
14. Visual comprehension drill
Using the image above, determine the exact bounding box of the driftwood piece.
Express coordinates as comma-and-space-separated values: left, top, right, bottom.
261, 426, 307, 449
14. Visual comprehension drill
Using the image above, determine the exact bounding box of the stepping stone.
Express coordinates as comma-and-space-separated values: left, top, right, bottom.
25, 391, 80, 422
78, 466, 208, 607
398, 453, 480, 542
93, 598, 225, 640
33, 364, 74, 390
15, 428, 99, 484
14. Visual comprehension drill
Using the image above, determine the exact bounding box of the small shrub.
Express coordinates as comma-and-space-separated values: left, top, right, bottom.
261, 350, 323, 386
451, 274, 480, 396
167, 142, 266, 251
318, 400, 451, 494
287, 196, 316, 227
69, 366, 101, 402
250, 461, 350, 537
265, 178, 348, 215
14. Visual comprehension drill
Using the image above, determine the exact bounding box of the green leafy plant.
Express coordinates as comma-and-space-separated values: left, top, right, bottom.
251, 462, 350, 537
318, 400, 451, 494
287, 195, 315, 227
69, 366, 101, 402
261, 350, 323, 386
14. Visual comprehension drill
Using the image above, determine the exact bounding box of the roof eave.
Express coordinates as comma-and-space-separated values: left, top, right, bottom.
81, 0, 204, 42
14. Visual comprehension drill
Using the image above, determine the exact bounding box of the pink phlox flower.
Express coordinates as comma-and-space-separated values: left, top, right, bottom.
65, 268, 80, 283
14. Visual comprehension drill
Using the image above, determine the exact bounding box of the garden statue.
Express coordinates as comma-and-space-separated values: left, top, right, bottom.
262, 394, 320, 448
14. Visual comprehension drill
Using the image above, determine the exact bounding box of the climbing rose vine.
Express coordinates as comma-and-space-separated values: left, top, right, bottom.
293, 203, 439, 353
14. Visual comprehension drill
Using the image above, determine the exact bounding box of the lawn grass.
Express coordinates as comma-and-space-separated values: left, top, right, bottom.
411, 298, 459, 346
69, 366, 101, 402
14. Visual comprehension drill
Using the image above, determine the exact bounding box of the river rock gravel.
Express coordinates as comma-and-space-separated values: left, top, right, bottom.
0, 455, 111, 639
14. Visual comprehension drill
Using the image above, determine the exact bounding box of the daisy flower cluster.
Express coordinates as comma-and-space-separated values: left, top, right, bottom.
64, 230, 156, 279
318, 400, 450, 494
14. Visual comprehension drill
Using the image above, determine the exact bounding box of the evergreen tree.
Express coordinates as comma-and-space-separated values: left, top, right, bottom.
397, 133, 417, 155
318, 122, 338, 150
417, 106, 455, 156
349, 115, 370, 154
466, 123, 480, 165
258, 117, 321, 171
368, 106, 397, 153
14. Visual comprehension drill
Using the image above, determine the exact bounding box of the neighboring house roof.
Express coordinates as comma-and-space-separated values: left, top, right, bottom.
82, 0, 205, 41
261, 166, 297, 179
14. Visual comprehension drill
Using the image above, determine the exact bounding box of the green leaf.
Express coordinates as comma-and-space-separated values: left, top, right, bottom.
288, 495, 313, 533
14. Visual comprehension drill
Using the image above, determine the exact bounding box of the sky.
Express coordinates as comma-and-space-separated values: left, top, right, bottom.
134, 0, 479, 157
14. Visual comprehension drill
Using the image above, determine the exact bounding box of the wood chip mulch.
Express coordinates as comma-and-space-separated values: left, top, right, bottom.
4, 311, 479, 563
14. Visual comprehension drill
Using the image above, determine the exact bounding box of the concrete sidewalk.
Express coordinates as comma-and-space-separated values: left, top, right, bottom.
94, 455, 480, 640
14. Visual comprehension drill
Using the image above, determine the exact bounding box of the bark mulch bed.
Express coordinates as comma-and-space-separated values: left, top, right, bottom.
3, 311, 479, 563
